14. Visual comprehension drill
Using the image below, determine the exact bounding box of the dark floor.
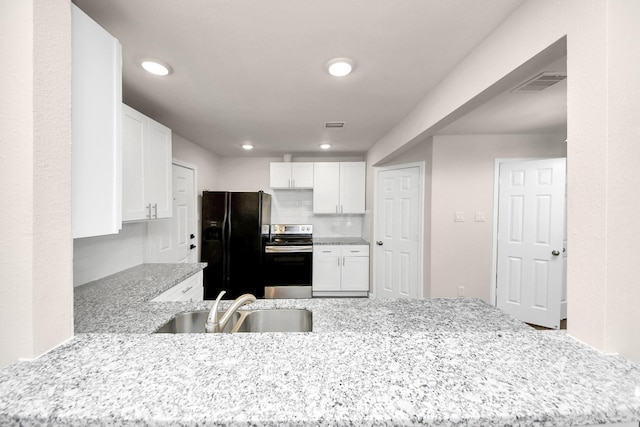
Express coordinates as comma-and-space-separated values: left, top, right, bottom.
527, 319, 567, 330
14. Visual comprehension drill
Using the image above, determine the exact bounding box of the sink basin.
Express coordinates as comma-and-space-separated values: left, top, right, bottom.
155, 310, 240, 333
236, 309, 312, 333
155, 309, 312, 333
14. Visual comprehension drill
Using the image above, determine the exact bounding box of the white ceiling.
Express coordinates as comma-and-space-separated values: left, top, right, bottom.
70, 0, 565, 158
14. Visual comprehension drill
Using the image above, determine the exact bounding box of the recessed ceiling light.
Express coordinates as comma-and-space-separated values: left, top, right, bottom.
141, 59, 172, 76
241, 144, 254, 150
320, 143, 331, 150
326, 58, 354, 77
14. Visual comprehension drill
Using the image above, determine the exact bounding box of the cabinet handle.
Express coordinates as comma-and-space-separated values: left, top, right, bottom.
181, 286, 193, 294
146, 204, 152, 219
153, 203, 158, 219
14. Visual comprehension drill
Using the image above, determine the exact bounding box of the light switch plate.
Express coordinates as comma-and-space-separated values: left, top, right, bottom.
475, 211, 486, 222
454, 211, 465, 222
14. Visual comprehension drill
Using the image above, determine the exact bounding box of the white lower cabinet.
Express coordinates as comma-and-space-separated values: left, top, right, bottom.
313, 245, 369, 297
151, 271, 203, 302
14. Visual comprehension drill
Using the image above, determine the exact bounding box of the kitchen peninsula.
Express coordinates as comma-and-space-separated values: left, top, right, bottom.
0, 264, 639, 426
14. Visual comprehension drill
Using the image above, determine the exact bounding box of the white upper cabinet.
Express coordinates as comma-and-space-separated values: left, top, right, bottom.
122, 104, 172, 221
71, 5, 122, 238
313, 162, 365, 214
270, 162, 314, 189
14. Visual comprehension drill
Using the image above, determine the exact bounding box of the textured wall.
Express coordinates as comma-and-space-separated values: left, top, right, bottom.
0, 0, 72, 368
603, 0, 640, 360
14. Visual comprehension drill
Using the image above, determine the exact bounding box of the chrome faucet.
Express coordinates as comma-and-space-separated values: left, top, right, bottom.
205, 290, 256, 333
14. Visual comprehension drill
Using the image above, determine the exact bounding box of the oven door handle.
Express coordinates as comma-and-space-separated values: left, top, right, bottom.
265, 245, 313, 253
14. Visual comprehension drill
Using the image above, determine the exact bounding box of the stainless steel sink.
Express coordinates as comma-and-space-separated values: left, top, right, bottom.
236, 309, 312, 333
155, 311, 240, 333
155, 309, 312, 333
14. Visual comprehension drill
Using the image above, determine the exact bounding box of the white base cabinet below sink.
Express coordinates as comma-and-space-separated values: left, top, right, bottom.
150, 271, 203, 302
313, 245, 369, 297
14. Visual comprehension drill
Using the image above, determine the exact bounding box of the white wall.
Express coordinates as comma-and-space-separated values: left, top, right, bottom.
430, 134, 566, 301
366, 0, 640, 362
603, 0, 640, 360
172, 132, 220, 193
216, 157, 276, 192
0, 0, 73, 368
73, 223, 146, 286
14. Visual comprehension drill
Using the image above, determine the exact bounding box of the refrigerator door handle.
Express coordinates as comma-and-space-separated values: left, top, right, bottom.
221, 193, 230, 289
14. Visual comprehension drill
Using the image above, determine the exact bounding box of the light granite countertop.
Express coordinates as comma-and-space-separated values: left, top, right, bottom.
1, 263, 639, 426
314, 237, 369, 245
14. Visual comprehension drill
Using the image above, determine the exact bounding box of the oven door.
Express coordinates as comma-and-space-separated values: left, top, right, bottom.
263, 245, 312, 298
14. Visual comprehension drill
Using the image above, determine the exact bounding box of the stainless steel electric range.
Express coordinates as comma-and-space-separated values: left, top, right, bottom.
263, 224, 313, 299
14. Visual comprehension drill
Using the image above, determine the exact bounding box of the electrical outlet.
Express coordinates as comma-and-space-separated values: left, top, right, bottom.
454, 211, 465, 222
458, 286, 465, 297
475, 211, 486, 222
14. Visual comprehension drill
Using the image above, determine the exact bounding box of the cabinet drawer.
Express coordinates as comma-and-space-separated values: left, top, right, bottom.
313, 246, 341, 256
151, 271, 203, 302
341, 245, 369, 256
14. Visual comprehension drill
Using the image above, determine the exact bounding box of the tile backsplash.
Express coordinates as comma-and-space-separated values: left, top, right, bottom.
270, 190, 366, 237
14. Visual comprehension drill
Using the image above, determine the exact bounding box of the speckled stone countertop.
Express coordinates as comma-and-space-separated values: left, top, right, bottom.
314, 237, 369, 245
1, 263, 639, 426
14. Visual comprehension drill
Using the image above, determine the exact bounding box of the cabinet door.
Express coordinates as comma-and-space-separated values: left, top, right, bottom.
291, 163, 314, 188
122, 105, 147, 221
313, 162, 340, 213
71, 5, 122, 238
146, 119, 172, 219
340, 162, 366, 214
270, 163, 292, 188
312, 247, 341, 291
341, 256, 369, 291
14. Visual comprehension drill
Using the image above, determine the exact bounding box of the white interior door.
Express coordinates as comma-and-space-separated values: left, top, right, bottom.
374, 165, 421, 298
146, 163, 197, 263
496, 158, 566, 329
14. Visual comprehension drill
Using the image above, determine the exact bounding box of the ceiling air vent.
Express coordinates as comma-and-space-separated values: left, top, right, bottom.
511, 72, 567, 92
325, 121, 346, 129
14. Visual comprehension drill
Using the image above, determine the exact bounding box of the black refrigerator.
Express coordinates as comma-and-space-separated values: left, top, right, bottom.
200, 191, 271, 300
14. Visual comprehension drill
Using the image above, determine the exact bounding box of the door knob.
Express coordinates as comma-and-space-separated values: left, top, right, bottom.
190, 234, 195, 239
190, 244, 197, 250
376, 241, 383, 246
551, 250, 560, 256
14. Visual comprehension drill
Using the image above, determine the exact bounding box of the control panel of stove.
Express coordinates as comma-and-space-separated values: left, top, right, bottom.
270, 224, 313, 234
